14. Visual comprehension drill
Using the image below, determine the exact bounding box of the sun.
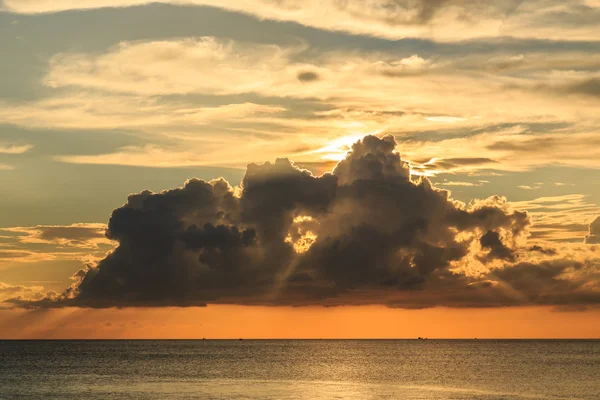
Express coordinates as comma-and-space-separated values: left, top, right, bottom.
314, 131, 384, 162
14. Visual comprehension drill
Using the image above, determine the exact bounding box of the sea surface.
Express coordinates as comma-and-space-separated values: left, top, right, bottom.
0, 340, 598, 399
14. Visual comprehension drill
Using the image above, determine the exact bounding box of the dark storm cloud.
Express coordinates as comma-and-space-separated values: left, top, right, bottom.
584, 217, 600, 244
10, 136, 600, 309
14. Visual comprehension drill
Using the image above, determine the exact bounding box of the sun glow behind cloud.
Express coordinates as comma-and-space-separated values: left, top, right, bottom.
313, 133, 380, 162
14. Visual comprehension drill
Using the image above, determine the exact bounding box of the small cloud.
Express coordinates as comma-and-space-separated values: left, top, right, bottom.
440, 181, 483, 187
3, 223, 111, 249
398, 55, 429, 68
518, 185, 541, 190
584, 217, 600, 244
297, 71, 320, 82
374, 55, 432, 77
425, 116, 466, 123
0, 144, 33, 154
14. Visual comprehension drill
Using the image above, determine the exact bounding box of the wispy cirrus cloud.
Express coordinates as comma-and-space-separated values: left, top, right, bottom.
0, 144, 32, 154
2, 223, 111, 249
0, 249, 93, 265
510, 195, 600, 242
0, 94, 285, 131
402, 129, 600, 175
0, 224, 115, 276
3, 0, 600, 41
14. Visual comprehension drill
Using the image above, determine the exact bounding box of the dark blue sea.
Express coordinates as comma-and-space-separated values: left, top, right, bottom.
1, 340, 598, 399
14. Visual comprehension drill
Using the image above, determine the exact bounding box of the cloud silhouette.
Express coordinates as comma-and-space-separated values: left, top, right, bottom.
584, 217, 600, 244
12, 136, 600, 309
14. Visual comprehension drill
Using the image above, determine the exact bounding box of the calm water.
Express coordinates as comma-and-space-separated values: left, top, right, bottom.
0, 340, 598, 399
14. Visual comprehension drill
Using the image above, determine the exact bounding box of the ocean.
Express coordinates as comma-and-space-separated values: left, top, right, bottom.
0, 340, 598, 399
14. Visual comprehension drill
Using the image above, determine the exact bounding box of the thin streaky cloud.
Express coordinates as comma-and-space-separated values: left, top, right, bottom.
3, 0, 600, 41
0, 144, 32, 154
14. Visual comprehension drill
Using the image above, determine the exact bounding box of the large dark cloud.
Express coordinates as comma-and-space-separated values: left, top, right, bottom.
11, 136, 600, 309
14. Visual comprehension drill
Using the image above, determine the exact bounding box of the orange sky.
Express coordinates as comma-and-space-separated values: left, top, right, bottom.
1, 306, 598, 339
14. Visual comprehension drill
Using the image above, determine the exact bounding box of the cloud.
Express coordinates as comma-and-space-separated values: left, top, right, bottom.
584, 217, 600, 244
12, 136, 600, 310
0, 143, 32, 171
401, 129, 600, 174
14, 135, 599, 309
2, 224, 112, 249
1, 37, 598, 174
297, 71, 320, 82
511, 195, 600, 242
563, 78, 600, 99
440, 181, 484, 187
518, 185, 542, 190
0, 144, 32, 154
0, 249, 98, 266
0, 36, 599, 176
0, 282, 47, 306
3, 1, 600, 41
0, 92, 286, 131
0, 224, 114, 273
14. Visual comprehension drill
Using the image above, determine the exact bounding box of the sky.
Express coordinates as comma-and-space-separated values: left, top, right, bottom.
0, 0, 599, 338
